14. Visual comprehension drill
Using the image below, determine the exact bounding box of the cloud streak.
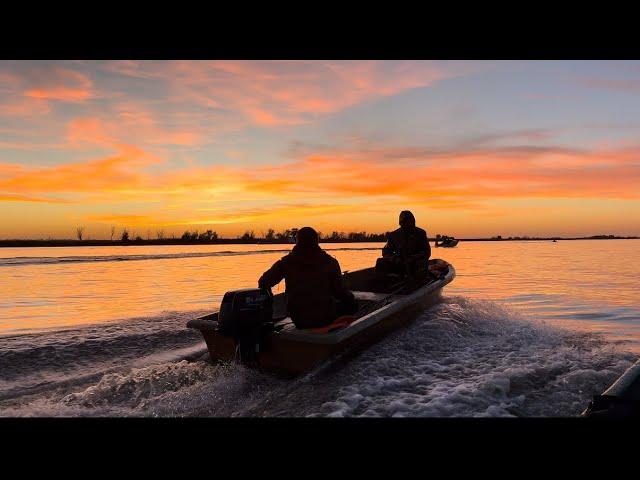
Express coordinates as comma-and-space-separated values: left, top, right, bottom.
2, 138, 639, 222
23, 67, 94, 102
101, 60, 460, 127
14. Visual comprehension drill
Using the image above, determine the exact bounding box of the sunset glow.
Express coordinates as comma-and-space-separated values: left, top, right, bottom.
1, 60, 640, 239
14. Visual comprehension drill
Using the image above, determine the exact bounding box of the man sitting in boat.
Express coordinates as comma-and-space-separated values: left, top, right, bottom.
376, 210, 431, 277
258, 226, 357, 329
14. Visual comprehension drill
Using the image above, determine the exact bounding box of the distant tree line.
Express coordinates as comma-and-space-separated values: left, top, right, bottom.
62, 226, 640, 245
4, 229, 638, 248
176, 228, 388, 243
70, 225, 389, 243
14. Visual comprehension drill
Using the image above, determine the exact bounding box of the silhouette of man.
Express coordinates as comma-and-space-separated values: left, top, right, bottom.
376, 210, 431, 276
258, 227, 357, 329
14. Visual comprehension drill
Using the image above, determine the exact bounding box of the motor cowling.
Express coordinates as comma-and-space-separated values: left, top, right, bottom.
218, 288, 274, 364
218, 288, 273, 337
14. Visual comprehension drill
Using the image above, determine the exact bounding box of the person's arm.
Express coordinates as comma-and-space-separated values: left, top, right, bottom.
329, 259, 355, 302
408, 230, 431, 264
382, 233, 396, 258
258, 259, 285, 290
422, 230, 431, 260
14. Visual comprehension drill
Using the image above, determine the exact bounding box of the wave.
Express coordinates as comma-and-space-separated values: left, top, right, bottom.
1, 297, 635, 417
0, 246, 381, 267
300, 298, 636, 417
0, 310, 206, 402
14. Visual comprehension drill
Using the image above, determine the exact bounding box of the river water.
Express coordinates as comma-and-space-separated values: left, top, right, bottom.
1, 240, 638, 417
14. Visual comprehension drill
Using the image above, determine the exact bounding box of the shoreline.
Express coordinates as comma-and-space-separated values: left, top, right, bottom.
0, 236, 637, 248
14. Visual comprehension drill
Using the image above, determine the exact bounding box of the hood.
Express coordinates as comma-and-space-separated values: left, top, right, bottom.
399, 210, 416, 229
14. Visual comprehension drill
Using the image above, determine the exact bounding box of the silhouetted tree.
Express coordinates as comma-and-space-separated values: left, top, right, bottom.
198, 230, 217, 241
76, 226, 84, 241
121, 228, 130, 242
241, 230, 255, 241
181, 230, 199, 241
347, 231, 368, 241
276, 229, 292, 241
110, 226, 116, 241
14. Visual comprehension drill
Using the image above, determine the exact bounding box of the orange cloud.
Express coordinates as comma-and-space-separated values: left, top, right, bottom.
0, 144, 159, 194
67, 117, 115, 146
0, 65, 93, 120
0, 193, 70, 203
3, 141, 638, 206
86, 214, 158, 224
2, 130, 640, 239
105, 61, 460, 128
262, 144, 640, 202
183, 203, 358, 225
66, 108, 204, 150
0, 96, 51, 117
23, 67, 93, 102
84, 204, 359, 230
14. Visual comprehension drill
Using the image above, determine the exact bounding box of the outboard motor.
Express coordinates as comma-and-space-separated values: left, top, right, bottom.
218, 288, 274, 364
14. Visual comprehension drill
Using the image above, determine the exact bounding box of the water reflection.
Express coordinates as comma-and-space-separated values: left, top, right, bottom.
1, 240, 639, 351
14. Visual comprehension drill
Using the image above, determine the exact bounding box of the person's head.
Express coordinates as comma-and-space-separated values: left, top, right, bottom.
399, 210, 416, 229
295, 226, 320, 249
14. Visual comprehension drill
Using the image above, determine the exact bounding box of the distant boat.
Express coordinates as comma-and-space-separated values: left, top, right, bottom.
552, 239, 558, 243
435, 235, 458, 248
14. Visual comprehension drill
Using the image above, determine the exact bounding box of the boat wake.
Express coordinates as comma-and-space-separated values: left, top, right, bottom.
0, 311, 206, 403
0, 297, 635, 417
0, 246, 380, 267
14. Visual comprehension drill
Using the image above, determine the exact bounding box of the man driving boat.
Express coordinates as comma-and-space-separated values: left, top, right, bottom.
258, 227, 357, 329
376, 210, 431, 276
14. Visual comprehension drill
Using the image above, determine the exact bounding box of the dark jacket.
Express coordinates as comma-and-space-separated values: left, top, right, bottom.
382, 226, 431, 261
258, 245, 355, 329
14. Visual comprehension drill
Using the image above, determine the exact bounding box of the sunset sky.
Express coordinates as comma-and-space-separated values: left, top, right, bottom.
1, 60, 639, 239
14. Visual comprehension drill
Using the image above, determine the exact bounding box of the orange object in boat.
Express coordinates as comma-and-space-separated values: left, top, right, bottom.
309, 315, 358, 334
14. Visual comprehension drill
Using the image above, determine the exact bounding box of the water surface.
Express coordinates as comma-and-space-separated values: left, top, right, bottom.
1, 240, 638, 417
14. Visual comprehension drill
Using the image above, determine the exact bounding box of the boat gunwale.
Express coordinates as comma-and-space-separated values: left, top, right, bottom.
276, 262, 455, 344
186, 260, 455, 344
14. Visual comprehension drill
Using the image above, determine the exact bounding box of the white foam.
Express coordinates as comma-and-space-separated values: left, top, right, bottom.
2, 297, 635, 417
304, 297, 636, 417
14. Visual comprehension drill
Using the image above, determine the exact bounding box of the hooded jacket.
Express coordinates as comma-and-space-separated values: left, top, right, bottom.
258, 245, 355, 329
382, 211, 431, 260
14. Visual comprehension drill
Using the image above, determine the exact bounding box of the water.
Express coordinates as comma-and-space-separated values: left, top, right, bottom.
1, 240, 638, 417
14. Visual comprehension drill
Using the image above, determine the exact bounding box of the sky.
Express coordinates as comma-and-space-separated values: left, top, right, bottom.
1, 60, 639, 239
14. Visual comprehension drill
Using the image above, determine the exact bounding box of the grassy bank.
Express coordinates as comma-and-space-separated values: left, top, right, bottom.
0, 235, 636, 248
